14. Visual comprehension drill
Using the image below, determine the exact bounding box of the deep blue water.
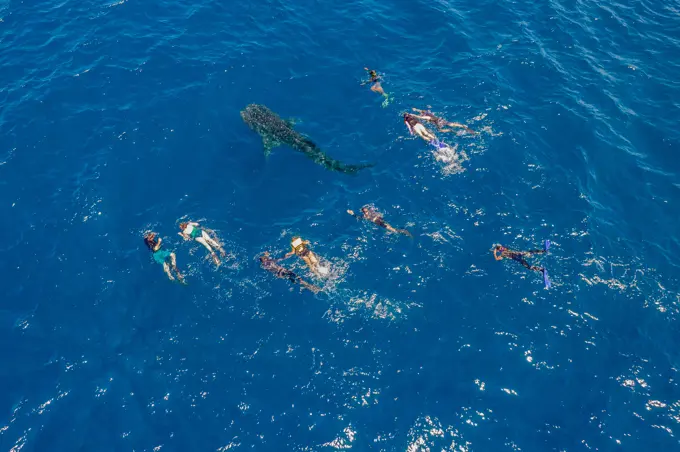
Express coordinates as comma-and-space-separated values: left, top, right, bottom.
2, 0, 680, 450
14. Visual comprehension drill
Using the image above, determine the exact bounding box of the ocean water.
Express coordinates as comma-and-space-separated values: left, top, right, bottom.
2, 0, 680, 450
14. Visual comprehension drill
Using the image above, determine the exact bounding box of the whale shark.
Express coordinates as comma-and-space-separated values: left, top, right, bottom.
241, 104, 373, 174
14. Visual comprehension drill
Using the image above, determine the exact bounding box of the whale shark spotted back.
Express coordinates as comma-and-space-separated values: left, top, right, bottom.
241, 104, 373, 174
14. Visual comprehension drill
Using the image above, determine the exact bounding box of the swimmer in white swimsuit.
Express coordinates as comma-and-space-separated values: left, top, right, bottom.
404, 113, 438, 142
179, 221, 226, 266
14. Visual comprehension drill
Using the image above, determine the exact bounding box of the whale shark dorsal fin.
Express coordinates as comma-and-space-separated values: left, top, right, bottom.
262, 135, 281, 157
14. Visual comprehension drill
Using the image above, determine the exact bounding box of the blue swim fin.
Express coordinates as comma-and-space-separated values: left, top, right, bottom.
544, 240, 551, 252
542, 269, 551, 289
430, 138, 447, 149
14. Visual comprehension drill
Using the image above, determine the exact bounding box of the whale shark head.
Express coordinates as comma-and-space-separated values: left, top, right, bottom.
240, 104, 277, 132
241, 103, 295, 156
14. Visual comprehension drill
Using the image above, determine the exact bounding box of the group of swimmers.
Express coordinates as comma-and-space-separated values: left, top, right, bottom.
363, 68, 476, 146
259, 206, 412, 292
362, 68, 552, 288
143, 68, 551, 289
143, 221, 226, 284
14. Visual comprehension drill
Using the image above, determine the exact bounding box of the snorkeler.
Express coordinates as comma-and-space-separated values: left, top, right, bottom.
411, 108, 476, 134
178, 221, 226, 266
494, 241, 551, 287
259, 252, 320, 293
144, 232, 186, 283
281, 237, 329, 277
362, 68, 389, 104
347, 206, 412, 237
404, 113, 438, 143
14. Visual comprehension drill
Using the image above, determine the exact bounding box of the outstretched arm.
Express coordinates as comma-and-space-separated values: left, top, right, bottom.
280, 251, 295, 261
347, 210, 363, 220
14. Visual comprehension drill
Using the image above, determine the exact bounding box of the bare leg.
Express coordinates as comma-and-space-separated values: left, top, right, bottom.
417, 130, 436, 142
162, 262, 175, 281
299, 279, 320, 293
384, 223, 398, 233
447, 122, 467, 129
196, 237, 220, 265
371, 82, 384, 95
168, 253, 186, 282
202, 231, 226, 257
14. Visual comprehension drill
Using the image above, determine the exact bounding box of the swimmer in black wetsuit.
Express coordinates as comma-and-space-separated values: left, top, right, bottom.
347, 206, 412, 237
494, 245, 546, 272
362, 68, 389, 104
259, 252, 320, 293
411, 108, 476, 134
404, 113, 438, 142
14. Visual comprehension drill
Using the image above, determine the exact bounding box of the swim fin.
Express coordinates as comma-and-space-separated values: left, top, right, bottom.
430, 138, 445, 149
544, 240, 551, 251
542, 269, 551, 289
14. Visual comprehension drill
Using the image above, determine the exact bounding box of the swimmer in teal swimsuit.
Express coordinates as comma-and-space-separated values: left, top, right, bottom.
179, 221, 226, 266
144, 232, 186, 283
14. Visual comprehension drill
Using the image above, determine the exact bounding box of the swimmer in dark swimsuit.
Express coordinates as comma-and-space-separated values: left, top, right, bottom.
144, 232, 186, 283
404, 113, 438, 142
411, 108, 473, 133
494, 244, 546, 273
259, 252, 320, 293
347, 206, 412, 237
411, 108, 476, 134
362, 68, 389, 104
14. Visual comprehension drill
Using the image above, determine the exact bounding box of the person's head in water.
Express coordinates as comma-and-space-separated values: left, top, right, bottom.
361, 206, 369, 215
495, 245, 506, 253
144, 232, 159, 251
179, 222, 188, 231
259, 251, 270, 263
291, 237, 305, 250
